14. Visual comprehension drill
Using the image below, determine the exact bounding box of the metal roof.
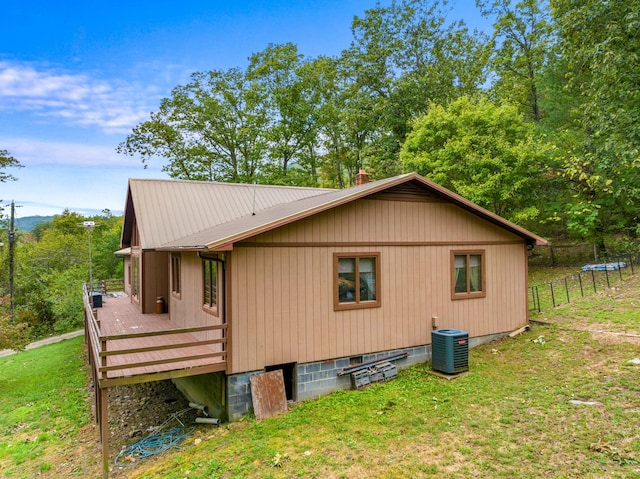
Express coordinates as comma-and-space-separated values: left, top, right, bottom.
150, 173, 547, 251
122, 178, 332, 250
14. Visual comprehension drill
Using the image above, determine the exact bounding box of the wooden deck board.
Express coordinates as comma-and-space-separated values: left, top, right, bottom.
91, 294, 226, 385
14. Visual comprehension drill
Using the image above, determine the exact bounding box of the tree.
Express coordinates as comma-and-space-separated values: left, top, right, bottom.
0, 149, 23, 183
401, 96, 549, 223
342, 0, 489, 177
118, 68, 268, 183
247, 43, 323, 184
549, 0, 640, 242
0, 295, 29, 350
478, 0, 555, 122
9, 210, 124, 338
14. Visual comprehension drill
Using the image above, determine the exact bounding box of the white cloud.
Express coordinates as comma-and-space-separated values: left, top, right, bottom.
0, 136, 142, 168
0, 61, 155, 134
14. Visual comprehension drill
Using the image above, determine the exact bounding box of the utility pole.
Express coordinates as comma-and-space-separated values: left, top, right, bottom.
8, 201, 15, 323
83, 221, 95, 292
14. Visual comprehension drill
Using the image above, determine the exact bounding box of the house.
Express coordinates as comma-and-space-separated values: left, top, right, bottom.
112, 170, 546, 420
86, 171, 547, 475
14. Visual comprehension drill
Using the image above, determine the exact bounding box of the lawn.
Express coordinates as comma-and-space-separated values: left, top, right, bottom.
1, 272, 639, 478
0, 336, 97, 478
129, 277, 640, 478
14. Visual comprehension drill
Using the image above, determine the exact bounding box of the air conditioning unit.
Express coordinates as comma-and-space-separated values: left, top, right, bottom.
431, 329, 469, 374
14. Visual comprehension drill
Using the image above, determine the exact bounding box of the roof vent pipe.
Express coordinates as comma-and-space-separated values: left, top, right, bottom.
252, 182, 257, 216
356, 169, 369, 186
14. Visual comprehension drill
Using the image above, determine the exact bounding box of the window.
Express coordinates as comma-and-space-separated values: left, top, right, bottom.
203, 258, 218, 312
132, 256, 139, 298
171, 253, 181, 297
451, 250, 485, 299
334, 253, 381, 310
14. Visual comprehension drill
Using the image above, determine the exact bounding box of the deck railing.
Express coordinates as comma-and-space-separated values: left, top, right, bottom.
83, 284, 227, 386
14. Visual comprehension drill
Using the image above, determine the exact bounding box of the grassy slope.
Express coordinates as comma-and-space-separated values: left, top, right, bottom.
0, 336, 96, 478
129, 277, 640, 479
1, 272, 639, 478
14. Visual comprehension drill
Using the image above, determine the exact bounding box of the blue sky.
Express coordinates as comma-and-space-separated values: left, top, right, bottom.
0, 1, 488, 218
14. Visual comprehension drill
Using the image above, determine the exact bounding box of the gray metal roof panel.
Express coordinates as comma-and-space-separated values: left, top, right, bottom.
126, 178, 332, 249
156, 173, 548, 250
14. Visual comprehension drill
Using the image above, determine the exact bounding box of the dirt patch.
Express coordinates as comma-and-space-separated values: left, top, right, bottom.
106, 380, 198, 454
83, 377, 200, 477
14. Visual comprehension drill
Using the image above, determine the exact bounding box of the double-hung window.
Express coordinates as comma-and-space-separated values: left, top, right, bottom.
451, 250, 485, 299
171, 253, 181, 297
334, 253, 381, 310
131, 256, 139, 298
203, 258, 218, 313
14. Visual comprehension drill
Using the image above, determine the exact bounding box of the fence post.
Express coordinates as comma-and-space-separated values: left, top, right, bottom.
629, 254, 634, 275
617, 257, 623, 280
578, 272, 584, 297
604, 266, 610, 288
530, 286, 535, 311
550, 282, 556, 307
591, 269, 597, 293
565, 277, 570, 303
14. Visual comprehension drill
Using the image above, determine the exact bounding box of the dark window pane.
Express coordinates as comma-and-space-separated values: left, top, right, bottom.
454, 255, 467, 293
359, 257, 376, 301
338, 258, 356, 303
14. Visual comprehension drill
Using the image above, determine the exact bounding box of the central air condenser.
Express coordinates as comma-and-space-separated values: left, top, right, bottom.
431, 329, 469, 374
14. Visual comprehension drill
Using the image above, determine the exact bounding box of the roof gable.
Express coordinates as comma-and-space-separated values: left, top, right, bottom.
156, 173, 547, 250
121, 178, 332, 249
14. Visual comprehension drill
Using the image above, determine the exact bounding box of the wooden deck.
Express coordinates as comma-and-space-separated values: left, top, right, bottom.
84, 290, 227, 388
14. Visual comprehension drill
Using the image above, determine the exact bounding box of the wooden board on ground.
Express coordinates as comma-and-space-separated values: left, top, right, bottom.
250, 370, 288, 420
428, 370, 469, 381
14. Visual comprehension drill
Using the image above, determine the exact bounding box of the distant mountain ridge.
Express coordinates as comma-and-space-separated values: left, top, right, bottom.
15, 216, 54, 231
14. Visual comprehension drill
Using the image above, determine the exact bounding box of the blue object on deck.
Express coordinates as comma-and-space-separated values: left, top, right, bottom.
581, 262, 627, 272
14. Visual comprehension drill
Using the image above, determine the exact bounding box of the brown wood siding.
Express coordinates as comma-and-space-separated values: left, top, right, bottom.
167, 252, 225, 349
228, 199, 528, 373
141, 251, 169, 314
122, 256, 132, 296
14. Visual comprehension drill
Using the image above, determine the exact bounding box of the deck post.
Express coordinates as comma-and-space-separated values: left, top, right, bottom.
101, 338, 107, 380
100, 387, 109, 478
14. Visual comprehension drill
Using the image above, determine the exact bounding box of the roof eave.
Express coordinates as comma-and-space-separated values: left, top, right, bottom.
201, 173, 418, 250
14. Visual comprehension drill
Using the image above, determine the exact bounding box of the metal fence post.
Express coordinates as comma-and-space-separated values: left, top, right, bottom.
550, 282, 556, 307
578, 272, 584, 297
565, 277, 570, 303
617, 257, 623, 280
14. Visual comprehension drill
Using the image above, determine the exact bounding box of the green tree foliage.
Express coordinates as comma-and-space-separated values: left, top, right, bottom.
401, 96, 549, 223
247, 43, 325, 185
6, 210, 123, 338
548, 0, 640, 242
0, 149, 23, 184
0, 295, 29, 350
117, 68, 268, 182
478, 0, 555, 122
118, 1, 488, 188
115, 0, 640, 246
343, 0, 489, 177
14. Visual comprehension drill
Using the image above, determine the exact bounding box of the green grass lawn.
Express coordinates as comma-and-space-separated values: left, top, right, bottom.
0, 336, 94, 478
129, 277, 640, 479
1, 272, 639, 478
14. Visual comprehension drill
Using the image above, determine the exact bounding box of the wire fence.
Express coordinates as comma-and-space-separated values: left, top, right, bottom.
529, 254, 637, 313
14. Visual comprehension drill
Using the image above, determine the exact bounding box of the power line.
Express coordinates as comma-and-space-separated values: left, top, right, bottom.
8, 201, 15, 323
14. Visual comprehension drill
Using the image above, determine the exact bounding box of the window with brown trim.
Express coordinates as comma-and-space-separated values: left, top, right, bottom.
203, 258, 218, 313
334, 253, 381, 310
451, 250, 486, 299
171, 253, 181, 297
132, 256, 140, 298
